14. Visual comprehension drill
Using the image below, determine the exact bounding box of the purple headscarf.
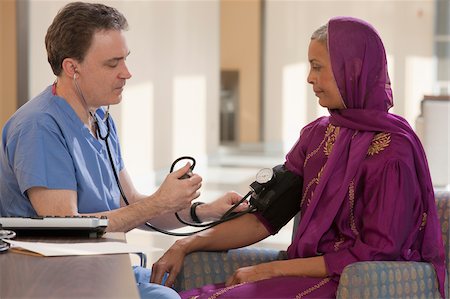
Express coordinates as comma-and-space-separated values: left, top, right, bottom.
288, 17, 446, 298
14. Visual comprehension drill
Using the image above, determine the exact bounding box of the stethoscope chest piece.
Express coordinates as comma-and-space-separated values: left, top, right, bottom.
0, 226, 16, 253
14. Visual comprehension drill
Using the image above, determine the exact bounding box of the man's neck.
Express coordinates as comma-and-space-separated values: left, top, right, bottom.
54, 78, 94, 127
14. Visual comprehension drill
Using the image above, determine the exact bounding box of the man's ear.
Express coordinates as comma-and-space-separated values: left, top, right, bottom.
61, 58, 79, 79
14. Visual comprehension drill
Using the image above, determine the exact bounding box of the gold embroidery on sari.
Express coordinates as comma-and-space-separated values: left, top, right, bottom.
295, 278, 331, 299
301, 179, 316, 207
300, 166, 324, 207
367, 132, 391, 156
317, 165, 324, 180
348, 180, 359, 236
207, 282, 247, 299
304, 124, 336, 167
419, 213, 427, 231
334, 233, 345, 252
324, 126, 339, 157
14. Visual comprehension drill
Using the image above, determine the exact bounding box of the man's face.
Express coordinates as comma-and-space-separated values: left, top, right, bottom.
76, 29, 132, 108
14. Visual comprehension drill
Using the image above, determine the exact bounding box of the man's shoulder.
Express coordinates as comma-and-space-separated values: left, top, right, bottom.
10, 86, 55, 119
3, 87, 63, 139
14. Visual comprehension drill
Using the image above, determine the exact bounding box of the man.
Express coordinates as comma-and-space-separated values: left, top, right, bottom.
0, 2, 245, 298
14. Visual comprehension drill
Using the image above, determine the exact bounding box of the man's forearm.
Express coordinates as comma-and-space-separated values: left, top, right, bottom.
83, 193, 172, 232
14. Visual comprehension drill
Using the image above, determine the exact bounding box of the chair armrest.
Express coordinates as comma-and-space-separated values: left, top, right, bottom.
173, 247, 287, 292
131, 252, 147, 268
336, 261, 443, 299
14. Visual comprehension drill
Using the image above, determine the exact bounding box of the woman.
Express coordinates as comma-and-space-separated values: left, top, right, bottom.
151, 17, 446, 298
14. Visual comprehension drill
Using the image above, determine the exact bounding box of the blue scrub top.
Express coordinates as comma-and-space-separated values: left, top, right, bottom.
0, 85, 124, 216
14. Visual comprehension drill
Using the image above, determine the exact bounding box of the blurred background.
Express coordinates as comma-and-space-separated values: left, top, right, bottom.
1, 0, 449, 261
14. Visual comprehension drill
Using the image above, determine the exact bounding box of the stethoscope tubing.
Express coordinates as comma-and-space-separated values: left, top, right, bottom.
98, 116, 254, 236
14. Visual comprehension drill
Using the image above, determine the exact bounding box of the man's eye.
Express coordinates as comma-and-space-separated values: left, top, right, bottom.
106, 60, 119, 68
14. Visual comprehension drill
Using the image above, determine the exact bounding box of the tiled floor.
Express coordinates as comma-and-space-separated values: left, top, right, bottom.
126, 147, 294, 267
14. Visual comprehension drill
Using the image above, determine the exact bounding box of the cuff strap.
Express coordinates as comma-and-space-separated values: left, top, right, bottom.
190, 202, 205, 223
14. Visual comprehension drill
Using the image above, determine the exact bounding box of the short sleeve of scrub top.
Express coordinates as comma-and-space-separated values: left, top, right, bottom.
0, 86, 124, 216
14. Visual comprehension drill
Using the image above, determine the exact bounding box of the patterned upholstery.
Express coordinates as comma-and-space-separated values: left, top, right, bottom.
173, 248, 286, 291
336, 261, 442, 298
174, 191, 450, 298
437, 191, 450, 298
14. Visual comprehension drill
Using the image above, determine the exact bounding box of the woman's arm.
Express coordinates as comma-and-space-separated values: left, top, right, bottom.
151, 213, 271, 286
225, 256, 327, 286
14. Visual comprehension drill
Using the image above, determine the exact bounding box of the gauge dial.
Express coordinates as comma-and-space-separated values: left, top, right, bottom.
256, 168, 274, 184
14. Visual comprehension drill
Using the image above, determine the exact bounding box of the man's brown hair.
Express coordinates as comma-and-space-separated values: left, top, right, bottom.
45, 2, 128, 76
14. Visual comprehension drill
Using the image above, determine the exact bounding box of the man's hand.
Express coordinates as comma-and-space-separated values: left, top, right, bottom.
151, 241, 187, 287
153, 163, 202, 213
197, 191, 249, 222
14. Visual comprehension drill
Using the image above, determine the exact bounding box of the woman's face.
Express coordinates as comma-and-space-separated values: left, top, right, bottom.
307, 39, 345, 110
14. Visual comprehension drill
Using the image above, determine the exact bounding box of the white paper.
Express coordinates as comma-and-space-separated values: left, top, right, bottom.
4, 239, 160, 257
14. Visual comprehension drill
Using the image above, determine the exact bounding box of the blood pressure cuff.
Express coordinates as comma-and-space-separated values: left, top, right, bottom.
252, 165, 303, 234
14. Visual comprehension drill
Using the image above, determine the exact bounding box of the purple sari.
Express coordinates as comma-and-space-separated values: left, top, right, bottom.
180, 17, 446, 299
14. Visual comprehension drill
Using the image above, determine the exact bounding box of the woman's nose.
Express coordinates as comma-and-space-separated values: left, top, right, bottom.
307, 70, 314, 85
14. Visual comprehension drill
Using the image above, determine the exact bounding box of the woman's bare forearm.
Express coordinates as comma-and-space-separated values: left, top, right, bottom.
175, 213, 270, 254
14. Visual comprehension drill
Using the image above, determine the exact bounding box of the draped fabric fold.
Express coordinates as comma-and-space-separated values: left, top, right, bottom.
287, 17, 446, 298
180, 16, 446, 299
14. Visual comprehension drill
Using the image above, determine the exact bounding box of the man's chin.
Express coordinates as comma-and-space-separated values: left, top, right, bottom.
110, 95, 123, 105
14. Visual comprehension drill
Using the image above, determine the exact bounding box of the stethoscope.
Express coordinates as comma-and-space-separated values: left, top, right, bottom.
101, 124, 253, 235
0, 226, 16, 253
76, 89, 254, 236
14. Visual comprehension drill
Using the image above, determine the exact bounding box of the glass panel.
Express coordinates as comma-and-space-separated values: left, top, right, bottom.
435, 0, 450, 35
435, 41, 450, 59
437, 58, 450, 81
220, 70, 239, 144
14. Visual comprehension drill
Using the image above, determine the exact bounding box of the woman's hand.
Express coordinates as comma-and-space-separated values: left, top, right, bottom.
151, 241, 187, 287
196, 191, 249, 222
225, 262, 279, 286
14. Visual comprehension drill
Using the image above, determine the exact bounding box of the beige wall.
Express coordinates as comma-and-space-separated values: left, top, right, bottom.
0, 0, 17, 129
264, 0, 434, 152
15, 0, 437, 173
221, 0, 261, 143
24, 0, 220, 187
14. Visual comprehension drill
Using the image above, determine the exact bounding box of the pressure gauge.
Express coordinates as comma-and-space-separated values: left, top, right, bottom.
255, 168, 274, 185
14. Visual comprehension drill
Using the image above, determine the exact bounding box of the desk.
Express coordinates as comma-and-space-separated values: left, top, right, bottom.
0, 232, 140, 299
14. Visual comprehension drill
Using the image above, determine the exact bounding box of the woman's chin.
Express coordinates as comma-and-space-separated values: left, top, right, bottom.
318, 100, 328, 109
